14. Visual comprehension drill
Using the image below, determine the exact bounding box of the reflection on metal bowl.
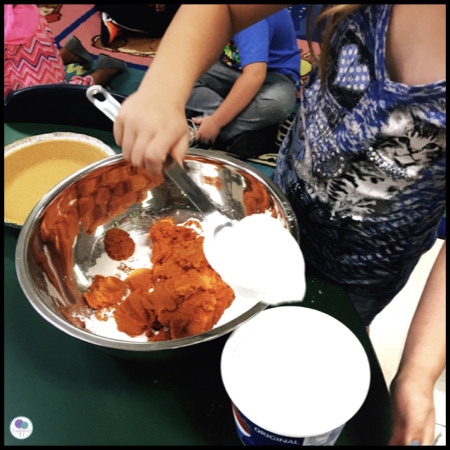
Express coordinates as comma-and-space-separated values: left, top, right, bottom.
16, 150, 298, 360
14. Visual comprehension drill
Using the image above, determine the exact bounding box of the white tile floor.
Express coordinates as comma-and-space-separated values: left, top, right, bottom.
370, 238, 446, 445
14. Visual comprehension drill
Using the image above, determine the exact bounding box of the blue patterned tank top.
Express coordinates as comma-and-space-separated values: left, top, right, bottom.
273, 5, 446, 285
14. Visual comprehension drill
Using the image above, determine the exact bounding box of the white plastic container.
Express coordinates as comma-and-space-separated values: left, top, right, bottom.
221, 306, 371, 446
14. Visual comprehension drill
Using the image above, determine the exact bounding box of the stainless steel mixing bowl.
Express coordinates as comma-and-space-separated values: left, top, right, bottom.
16, 150, 299, 359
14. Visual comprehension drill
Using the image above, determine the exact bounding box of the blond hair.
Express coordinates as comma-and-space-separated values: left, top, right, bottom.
307, 4, 364, 85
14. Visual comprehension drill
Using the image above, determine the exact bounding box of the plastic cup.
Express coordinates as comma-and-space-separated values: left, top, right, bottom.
221, 306, 371, 446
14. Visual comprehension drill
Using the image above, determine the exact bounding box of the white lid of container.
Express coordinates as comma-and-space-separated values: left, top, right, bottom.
221, 306, 371, 438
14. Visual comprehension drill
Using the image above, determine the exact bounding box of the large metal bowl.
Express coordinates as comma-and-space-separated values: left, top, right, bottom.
16, 150, 299, 359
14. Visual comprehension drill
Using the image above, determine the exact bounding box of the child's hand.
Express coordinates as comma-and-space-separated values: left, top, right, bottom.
114, 90, 190, 177
191, 115, 222, 147
388, 375, 436, 445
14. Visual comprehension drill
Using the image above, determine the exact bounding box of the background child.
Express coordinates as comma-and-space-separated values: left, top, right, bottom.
4, 4, 126, 99
186, 8, 300, 158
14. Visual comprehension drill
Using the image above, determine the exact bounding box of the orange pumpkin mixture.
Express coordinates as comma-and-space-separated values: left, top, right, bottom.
83, 217, 235, 341
84, 275, 128, 309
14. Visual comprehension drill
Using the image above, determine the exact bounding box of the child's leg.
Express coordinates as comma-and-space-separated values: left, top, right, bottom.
186, 61, 240, 118
60, 36, 93, 69
68, 54, 127, 86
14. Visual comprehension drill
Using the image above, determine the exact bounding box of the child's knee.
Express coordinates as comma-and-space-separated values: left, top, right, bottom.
269, 95, 296, 124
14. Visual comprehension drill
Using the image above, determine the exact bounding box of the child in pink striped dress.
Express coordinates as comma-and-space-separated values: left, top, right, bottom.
4, 4, 126, 99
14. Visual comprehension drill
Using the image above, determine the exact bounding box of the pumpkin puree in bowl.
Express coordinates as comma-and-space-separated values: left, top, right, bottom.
84, 218, 236, 341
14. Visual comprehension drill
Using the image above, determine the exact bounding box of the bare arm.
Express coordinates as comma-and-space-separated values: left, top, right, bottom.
388, 240, 446, 445
385, 6, 446, 444
193, 62, 267, 145
114, 5, 287, 175
146, 4, 286, 98
396, 240, 446, 382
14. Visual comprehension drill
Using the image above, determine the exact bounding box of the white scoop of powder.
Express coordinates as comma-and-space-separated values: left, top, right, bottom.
203, 213, 305, 304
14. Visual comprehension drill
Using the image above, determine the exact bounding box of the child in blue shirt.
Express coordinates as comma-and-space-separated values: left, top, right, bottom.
186, 8, 300, 158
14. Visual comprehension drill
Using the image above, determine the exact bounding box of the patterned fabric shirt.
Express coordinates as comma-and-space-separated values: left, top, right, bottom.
273, 5, 446, 285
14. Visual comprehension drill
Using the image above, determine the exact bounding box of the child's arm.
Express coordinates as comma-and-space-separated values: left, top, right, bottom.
113, 5, 286, 176
386, 7, 446, 445
388, 240, 446, 445
192, 62, 267, 145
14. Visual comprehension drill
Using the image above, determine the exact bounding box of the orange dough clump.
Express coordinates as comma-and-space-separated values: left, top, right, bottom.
83, 275, 127, 309
104, 228, 135, 261
114, 291, 154, 337
125, 268, 153, 292
113, 269, 155, 337
144, 218, 235, 340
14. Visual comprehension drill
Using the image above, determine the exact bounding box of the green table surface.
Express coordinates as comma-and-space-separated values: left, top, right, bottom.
4, 123, 392, 445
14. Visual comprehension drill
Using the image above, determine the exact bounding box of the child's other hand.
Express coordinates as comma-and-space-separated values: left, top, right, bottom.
114, 90, 189, 177
191, 115, 222, 147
